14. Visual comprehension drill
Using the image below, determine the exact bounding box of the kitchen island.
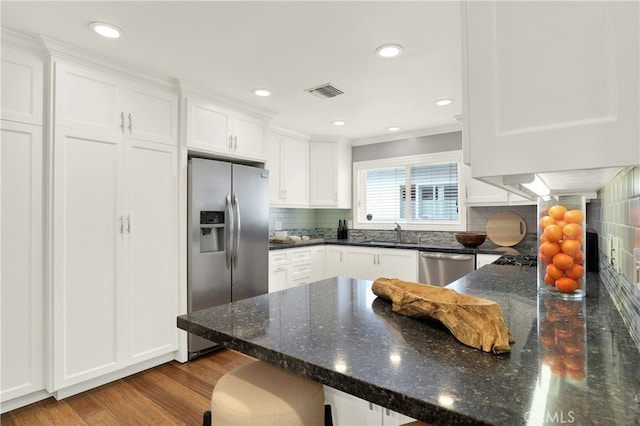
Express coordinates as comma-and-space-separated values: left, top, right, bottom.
177, 265, 640, 425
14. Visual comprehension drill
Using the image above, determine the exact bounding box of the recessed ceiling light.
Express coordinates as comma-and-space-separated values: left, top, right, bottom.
332, 120, 346, 126
375, 44, 403, 58
89, 22, 123, 39
253, 88, 271, 97
387, 126, 400, 131
435, 98, 453, 106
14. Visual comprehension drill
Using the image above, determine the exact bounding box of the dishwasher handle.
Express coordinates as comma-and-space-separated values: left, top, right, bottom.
419, 252, 475, 262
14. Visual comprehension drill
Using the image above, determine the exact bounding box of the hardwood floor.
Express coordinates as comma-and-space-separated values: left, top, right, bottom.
1, 349, 254, 426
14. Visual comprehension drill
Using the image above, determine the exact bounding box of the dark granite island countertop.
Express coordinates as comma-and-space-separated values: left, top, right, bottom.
177, 266, 640, 425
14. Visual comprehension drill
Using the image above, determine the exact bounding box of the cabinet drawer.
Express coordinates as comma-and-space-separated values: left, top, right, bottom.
290, 262, 312, 277
269, 251, 289, 266
290, 274, 312, 287
290, 249, 312, 261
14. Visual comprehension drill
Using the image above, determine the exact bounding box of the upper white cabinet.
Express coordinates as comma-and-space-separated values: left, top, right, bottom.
464, 164, 534, 206
309, 138, 351, 208
185, 95, 267, 161
1, 45, 43, 125
54, 60, 179, 145
1, 120, 44, 404
462, 1, 639, 177
267, 130, 309, 207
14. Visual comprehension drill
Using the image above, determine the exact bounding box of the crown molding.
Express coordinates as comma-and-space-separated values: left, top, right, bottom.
267, 125, 310, 140
39, 34, 180, 93
350, 123, 462, 146
1, 29, 47, 56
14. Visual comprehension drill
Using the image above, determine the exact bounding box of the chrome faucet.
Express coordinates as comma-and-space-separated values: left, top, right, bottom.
394, 222, 402, 242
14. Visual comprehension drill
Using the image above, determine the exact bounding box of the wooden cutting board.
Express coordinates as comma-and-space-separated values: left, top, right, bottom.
485, 212, 527, 247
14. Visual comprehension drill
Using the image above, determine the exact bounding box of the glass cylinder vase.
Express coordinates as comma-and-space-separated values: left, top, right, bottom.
537, 195, 586, 299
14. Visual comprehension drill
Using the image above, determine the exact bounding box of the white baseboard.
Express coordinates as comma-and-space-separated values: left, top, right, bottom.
1, 390, 52, 414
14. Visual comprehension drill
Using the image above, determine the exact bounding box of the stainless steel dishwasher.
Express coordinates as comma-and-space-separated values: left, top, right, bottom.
418, 252, 475, 286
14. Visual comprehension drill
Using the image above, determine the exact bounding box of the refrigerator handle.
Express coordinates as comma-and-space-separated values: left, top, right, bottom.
225, 193, 233, 270
232, 193, 241, 269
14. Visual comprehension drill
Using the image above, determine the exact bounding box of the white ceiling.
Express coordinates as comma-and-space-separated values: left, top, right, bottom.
1, 1, 463, 142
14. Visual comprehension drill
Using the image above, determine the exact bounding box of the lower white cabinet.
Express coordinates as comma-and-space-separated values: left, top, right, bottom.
476, 254, 502, 269
341, 247, 418, 282
311, 246, 326, 282
52, 127, 178, 390
268, 247, 313, 292
324, 387, 415, 426
1, 120, 45, 404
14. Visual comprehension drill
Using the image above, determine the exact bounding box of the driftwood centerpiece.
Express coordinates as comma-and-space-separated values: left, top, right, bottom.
372, 277, 514, 354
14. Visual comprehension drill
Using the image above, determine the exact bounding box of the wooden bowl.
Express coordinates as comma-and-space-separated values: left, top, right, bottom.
455, 232, 487, 248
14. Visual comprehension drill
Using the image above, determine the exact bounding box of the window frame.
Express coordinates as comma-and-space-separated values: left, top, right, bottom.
352, 151, 467, 231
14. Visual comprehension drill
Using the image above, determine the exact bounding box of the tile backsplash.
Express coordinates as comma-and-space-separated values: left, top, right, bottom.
589, 167, 640, 352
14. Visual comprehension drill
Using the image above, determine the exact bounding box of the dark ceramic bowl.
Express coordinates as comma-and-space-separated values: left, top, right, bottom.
455, 232, 487, 248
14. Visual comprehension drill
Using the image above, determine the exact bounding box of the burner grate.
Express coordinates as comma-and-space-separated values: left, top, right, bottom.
493, 254, 537, 267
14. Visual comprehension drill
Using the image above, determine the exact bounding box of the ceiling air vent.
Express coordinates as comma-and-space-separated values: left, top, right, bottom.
306, 83, 344, 99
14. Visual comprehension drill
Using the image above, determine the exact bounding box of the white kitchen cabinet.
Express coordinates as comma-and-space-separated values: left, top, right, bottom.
309, 138, 351, 208
324, 246, 345, 279
184, 95, 266, 161
340, 246, 418, 282
1, 120, 44, 404
54, 60, 179, 145
267, 130, 309, 207
268, 247, 313, 292
476, 254, 501, 269
1, 45, 43, 125
311, 246, 326, 282
324, 387, 415, 426
51, 127, 178, 390
462, 1, 639, 178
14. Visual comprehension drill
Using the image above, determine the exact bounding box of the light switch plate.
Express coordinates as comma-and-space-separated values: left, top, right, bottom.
612, 237, 621, 273
606, 234, 613, 261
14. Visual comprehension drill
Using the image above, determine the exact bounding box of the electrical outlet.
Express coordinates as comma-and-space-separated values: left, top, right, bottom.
611, 236, 621, 273
606, 234, 613, 261
633, 248, 640, 285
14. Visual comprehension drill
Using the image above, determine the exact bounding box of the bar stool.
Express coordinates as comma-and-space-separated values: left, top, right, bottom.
203, 360, 330, 426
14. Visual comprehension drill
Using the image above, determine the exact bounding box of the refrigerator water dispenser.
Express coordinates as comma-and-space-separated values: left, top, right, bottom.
200, 211, 224, 252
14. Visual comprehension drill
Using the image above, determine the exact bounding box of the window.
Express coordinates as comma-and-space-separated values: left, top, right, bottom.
354, 151, 466, 231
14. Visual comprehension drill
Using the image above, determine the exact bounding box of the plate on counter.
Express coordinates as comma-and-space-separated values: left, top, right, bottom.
485, 212, 527, 247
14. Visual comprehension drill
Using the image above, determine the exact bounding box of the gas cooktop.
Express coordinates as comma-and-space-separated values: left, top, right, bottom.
493, 254, 537, 267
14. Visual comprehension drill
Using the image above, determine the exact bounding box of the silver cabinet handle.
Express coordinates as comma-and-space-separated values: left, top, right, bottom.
119, 215, 124, 233
127, 113, 132, 134
127, 215, 131, 233
233, 135, 238, 151
228, 135, 233, 150
120, 112, 125, 133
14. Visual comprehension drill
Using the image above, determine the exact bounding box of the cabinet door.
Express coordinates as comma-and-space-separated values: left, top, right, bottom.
311, 247, 326, 281
324, 247, 344, 279
280, 136, 309, 207
125, 140, 178, 363
52, 128, 125, 389
125, 84, 178, 145
232, 114, 266, 161
1, 121, 44, 401
54, 61, 122, 136
377, 249, 418, 282
309, 142, 337, 206
464, 1, 639, 177
266, 133, 283, 204
465, 165, 508, 205
323, 387, 369, 426
185, 98, 231, 154
1, 46, 43, 125
342, 247, 378, 281
269, 251, 289, 293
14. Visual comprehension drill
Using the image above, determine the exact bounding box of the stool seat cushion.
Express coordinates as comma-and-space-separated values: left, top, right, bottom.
211, 360, 325, 425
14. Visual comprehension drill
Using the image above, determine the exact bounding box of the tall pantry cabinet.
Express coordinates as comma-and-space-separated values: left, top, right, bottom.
1, 42, 46, 407
51, 60, 180, 392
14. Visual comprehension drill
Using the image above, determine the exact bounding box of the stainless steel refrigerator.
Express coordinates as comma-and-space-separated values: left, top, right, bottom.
187, 157, 269, 358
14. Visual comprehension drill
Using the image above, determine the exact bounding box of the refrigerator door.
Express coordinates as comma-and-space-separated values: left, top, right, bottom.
188, 158, 232, 355
231, 164, 269, 301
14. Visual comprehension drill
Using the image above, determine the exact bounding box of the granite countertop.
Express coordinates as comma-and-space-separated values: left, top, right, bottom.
177, 267, 640, 425
269, 237, 536, 256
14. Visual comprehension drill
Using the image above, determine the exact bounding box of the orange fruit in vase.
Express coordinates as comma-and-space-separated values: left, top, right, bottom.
546, 264, 565, 280
555, 220, 567, 229
567, 367, 586, 381
565, 264, 585, 280
563, 223, 584, 240
553, 253, 574, 270
560, 239, 581, 257
573, 250, 585, 264
555, 277, 578, 293
540, 234, 549, 243
540, 241, 561, 258
544, 224, 564, 242
575, 278, 584, 288
564, 209, 585, 224
539, 253, 553, 265
544, 274, 556, 285
539, 215, 556, 229
549, 205, 568, 220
